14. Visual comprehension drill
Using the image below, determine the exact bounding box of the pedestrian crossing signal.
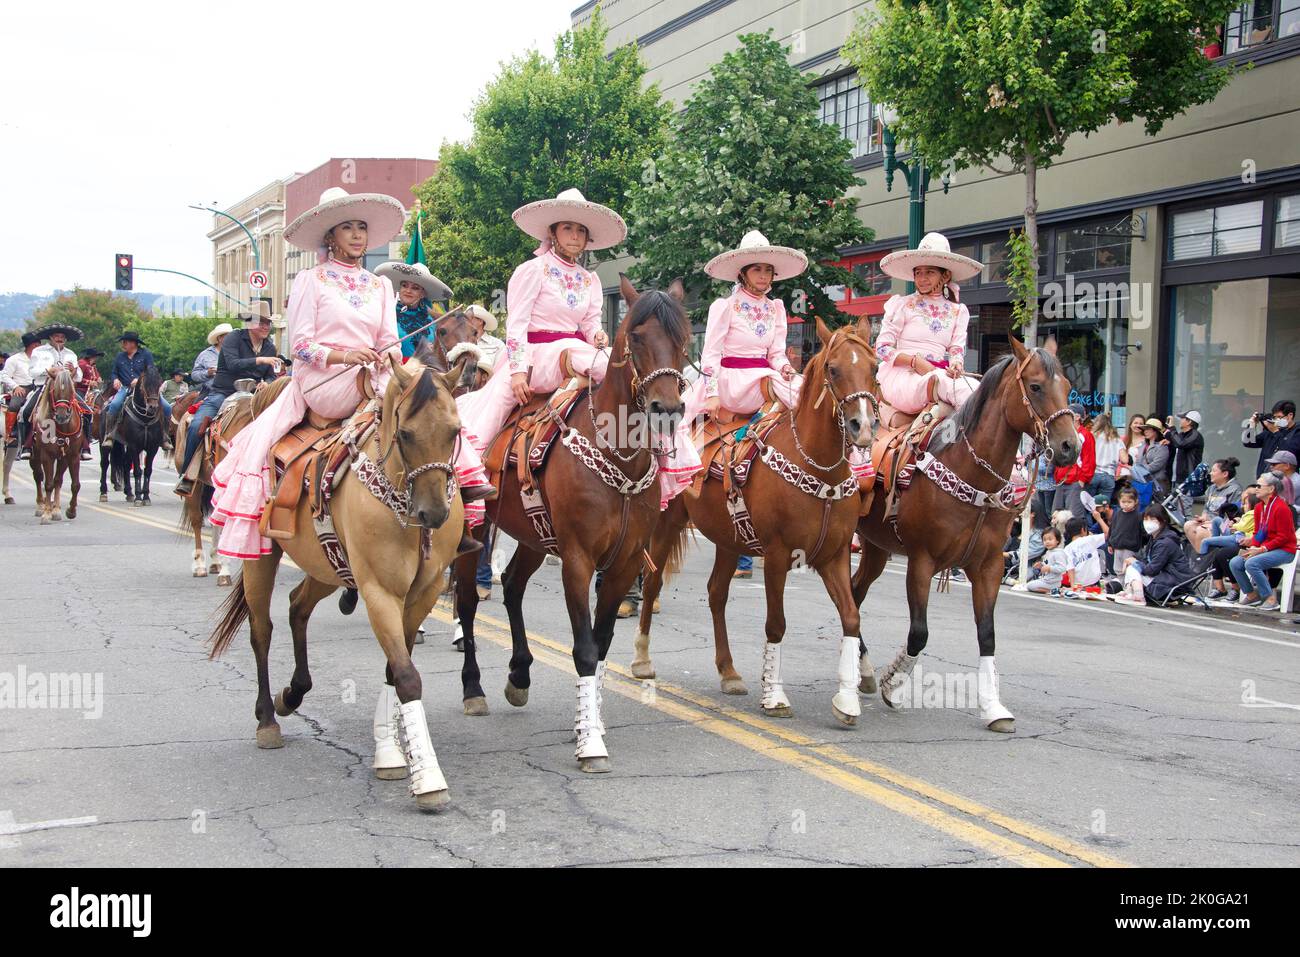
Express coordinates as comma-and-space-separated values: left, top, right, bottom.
115, 253, 133, 291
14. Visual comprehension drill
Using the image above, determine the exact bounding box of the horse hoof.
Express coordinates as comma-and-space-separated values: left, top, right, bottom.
132, 499, 142, 508
987, 717, 1015, 734
208, 563, 221, 575
414, 630, 425, 645
51, 511, 62, 522
504, 681, 529, 708
98, 494, 107, 502
579, 756, 611, 774
463, 696, 489, 716
452, 638, 464, 652
217, 575, 232, 587
831, 704, 858, 727
859, 674, 878, 695
142, 498, 151, 506
193, 568, 206, 578
4, 496, 14, 505
273, 690, 296, 717
256, 725, 284, 749
65, 509, 75, 520
630, 660, 656, 680
415, 789, 451, 813
762, 704, 793, 718
374, 766, 408, 781
720, 677, 748, 696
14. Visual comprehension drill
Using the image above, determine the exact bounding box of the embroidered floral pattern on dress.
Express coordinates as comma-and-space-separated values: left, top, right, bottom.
293, 339, 329, 368
505, 336, 526, 372
317, 265, 381, 311
733, 293, 775, 339
544, 261, 592, 310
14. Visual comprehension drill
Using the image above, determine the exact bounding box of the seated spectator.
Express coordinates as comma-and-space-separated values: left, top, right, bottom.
1264, 450, 1298, 513
1061, 516, 1108, 591
1027, 526, 1067, 594
1184, 457, 1243, 551
1107, 486, 1146, 576
1229, 473, 1298, 611
1116, 505, 1193, 605
1202, 486, 1258, 600
1242, 399, 1299, 479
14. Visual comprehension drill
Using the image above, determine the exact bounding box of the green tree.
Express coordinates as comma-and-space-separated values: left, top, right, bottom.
844, 0, 1237, 339
627, 32, 872, 327
140, 315, 224, 382
412, 9, 670, 305
29, 288, 151, 379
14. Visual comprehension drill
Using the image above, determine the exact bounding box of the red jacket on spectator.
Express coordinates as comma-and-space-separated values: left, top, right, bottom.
1253, 496, 1298, 554
1054, 426, 1096, 485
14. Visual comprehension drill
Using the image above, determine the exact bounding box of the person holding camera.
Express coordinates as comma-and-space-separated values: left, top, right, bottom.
1243, 400, 1299, 479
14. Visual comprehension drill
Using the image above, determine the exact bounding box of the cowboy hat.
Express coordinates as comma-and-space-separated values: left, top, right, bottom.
82, 347, 104, 358
206, 322, 234, 345
375, 261, 452, 301
284, 187, 406, 254
117, 331, 145, 345
512, 188, 627, 251
880, 232, 983, 282
705, 230, 808, 282
21, 331, 42, 346
464, 304, 498, 333
31, 323, 84, 342
238, 301, 272, 323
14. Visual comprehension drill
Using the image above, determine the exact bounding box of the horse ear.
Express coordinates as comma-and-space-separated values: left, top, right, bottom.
815, 317, 833, 347
388, 351, 412, 385
855, 315, 873, 341
441, 350, 477, 393
619, 273, 640, 306
1009, 336, 1029, 362
667, 278, 685, 303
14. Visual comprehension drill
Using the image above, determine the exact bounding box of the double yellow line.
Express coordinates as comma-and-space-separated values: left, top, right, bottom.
34, 483, 1126, 867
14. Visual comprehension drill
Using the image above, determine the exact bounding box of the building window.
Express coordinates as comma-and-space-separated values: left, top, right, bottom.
1223, 1, 1300, 53
852, 259, 892, 296
1169, 201, 1264, 260
1275, 193, 1300, 247
817, 73, 881, 159
1055, 220, 1132, 274
980, 237, 1050, 284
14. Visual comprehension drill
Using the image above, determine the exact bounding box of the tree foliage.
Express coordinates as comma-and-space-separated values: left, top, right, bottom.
844, 0, 1237, 333
412, 10, 670, 306
627, 32, 872, 325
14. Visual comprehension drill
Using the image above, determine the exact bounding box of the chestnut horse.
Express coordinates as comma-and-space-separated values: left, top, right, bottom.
451, 277, 691, 772
209, 350, 478, 812
29, 368, 84, 524
852, 338, 1077, 732
636, 319, 880, 725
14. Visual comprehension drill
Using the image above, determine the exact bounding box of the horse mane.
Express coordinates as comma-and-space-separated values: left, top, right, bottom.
928, 347, 1061, 455
619, 289, 690, 353
795, 337, 833, 419
405, 361, 442, 414
138, 363, 161, 395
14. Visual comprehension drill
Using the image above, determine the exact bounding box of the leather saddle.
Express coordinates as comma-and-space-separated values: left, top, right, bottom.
866, 398, 954, 514
482, 375, 590, 493
690, 404, 783, 498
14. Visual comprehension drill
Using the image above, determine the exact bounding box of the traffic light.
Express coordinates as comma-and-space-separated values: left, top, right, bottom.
115, 253, 133, 291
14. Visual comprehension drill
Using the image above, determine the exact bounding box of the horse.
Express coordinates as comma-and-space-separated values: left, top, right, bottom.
116, 365, 166, 506
28, 368, 84, 524
90, 385, 123, 501
634, 318, 881, 724
851, 337, 1078, 732
208, 349, 478, 812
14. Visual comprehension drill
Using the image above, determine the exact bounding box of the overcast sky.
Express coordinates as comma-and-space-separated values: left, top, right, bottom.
0, 0, 576, 298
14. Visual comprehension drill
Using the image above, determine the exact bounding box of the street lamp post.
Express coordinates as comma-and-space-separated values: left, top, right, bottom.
190, 204, 260, 273
879, 105, 949, 293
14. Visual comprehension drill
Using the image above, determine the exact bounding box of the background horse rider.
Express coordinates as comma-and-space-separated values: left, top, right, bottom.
374, 260, 451, 358
192, 322, 233, 395
175, 303, 280, 497
23, 324, 86, 459
2, 331, 42, 458
105, 331, 172, 449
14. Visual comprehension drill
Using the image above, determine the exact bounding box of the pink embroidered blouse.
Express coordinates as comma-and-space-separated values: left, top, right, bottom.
503, 249, 602, 374
873, 292, 969, 368
698, 287, 790, 398
288, 260, 398, 370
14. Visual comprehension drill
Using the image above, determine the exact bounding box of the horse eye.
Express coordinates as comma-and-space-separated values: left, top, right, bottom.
398, 428, 415, 443
1030, 383, 1042, 394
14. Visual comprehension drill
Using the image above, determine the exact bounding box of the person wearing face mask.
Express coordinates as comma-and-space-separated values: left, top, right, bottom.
1115, 505, 1193, 605
1243, 400, 1299, 479
1228, 472, 1298, 610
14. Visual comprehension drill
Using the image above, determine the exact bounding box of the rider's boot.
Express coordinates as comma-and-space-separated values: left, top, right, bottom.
455, 522, 483, 559
461, 481, 497, 503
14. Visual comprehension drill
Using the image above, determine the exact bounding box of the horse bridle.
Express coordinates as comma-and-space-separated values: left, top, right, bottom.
591, 339, 690, 464
373, 368, 458, 517
44, 370, 80, 437
793, 327, 880, 472
1013, 349, 1072, 460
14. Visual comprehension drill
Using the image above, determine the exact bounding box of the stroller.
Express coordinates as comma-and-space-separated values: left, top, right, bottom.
1157, 462, 1209, 538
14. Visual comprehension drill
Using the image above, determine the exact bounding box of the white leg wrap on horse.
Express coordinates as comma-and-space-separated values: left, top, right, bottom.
398, 700, 448, 796
372, 684, 406, 773
760, 642, 791, 711
978, 656, 1015, 725
574, 675, 608, 760
880, 647, 918, 708
831, 635, 861, 718
594, 661, 607, 736
859, 648, 874, 679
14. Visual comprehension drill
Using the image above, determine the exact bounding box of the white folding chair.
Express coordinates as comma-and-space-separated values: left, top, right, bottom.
1280, 533, 1300, 614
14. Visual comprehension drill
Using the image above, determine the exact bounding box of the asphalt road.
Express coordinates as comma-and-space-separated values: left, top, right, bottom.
2, 461, 1298, 867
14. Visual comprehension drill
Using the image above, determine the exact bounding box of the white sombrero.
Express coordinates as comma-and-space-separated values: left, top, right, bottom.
464, 304, 498, 334
879, 231, 983, 282
512, 188, 627, 251
375, 261, 452, 301
206, 322, 234, 346
705, 230, 808, 282
284, 187, 406, 254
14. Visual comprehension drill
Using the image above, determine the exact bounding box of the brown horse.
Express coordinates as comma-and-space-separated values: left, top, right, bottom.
451, 277, 691, 772
209, 350, 477, 812
636, 319, 880, 724
29, 368, 84, 524
852, 338, 1077, 732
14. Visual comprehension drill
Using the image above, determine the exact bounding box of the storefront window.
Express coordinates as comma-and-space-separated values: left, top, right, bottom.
852, 259, 891, 295
1038, 295, 1129, 422
1055, 220, 1132, 274
980, 236, 1049, 284
1169, 201, 1264, 260
1275, 193, 1300, 247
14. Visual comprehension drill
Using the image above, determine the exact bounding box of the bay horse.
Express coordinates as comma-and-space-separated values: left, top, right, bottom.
91, 385, 123, 501
29, 368, 84, 524
209, 350, 478, 812
635, 319, 880, 725
852, 337, 1077, 732
116, 365, 166, 506
451, 277, 691, 772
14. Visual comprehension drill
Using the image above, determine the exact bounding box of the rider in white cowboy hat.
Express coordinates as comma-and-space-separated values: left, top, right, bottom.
23, 324, 86, 457
209, 187, 493, 560
875, 231, 984, 415
374, 261, 453, 359
463, 305, 504, 373
192, 321, 235, 396
684, 229, 808, 427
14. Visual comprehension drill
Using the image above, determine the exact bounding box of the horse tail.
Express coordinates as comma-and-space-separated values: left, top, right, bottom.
661, 523, 693, 584
208, 571, 249, 660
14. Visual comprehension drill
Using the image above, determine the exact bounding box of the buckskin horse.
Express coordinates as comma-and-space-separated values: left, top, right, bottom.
29, 367, 84, 524
209, 349, 477, 812
852, 337, 1077, 732
116, 365, 166, 506
451, 277, 691, 772
635, 318, 881, 725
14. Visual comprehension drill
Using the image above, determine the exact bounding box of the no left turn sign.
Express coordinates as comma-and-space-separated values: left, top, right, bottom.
249, 271, 268, 289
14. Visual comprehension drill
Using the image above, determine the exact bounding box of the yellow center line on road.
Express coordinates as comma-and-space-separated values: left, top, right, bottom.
31, 488, 1121, 867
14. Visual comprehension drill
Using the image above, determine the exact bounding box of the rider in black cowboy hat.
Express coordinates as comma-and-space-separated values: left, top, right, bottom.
104, 331, 173, 450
